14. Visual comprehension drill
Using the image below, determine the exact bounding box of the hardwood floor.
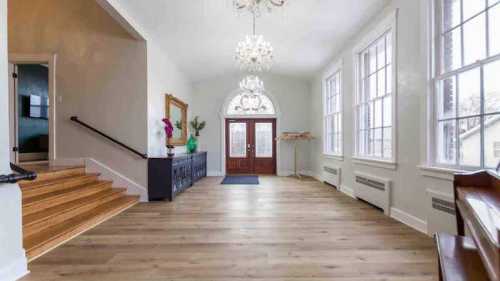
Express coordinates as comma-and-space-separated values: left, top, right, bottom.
21, 176, 438, 281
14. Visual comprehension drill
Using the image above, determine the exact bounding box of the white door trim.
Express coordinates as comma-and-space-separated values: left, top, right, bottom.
8, 53, 57, 164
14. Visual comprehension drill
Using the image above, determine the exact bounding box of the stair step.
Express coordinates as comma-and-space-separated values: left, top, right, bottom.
20, 166, 86, 187
21, 174, 100, 199
25, 195, 139, 261
23, 181, 112, 217
23, 188, 127, 237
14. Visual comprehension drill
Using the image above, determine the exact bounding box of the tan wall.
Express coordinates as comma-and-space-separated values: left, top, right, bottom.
8, 0, 148, 186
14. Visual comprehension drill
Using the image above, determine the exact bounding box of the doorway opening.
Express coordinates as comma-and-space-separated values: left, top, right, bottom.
225, 118, 277, 175
9, 54, 56, 165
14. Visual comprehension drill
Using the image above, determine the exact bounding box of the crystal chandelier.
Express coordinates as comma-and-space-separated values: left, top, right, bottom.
239, 75, 265, 94
233, 0, 287, 17
235, 13, 273, 72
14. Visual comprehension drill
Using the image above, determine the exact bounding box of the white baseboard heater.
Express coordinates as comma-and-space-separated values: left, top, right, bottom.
323, 166, 341, 188
354, 172, 391, 215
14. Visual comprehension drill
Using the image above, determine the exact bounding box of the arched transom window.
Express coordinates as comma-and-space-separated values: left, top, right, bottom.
227, 92, 276, 115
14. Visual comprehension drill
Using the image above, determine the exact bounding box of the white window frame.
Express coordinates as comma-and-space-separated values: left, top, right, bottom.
323, 60, 343, 158
427, 0, 500, 171
353, 11, 398, 169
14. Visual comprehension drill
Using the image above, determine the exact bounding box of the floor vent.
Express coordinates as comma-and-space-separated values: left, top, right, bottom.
323, 166, 341, 188
432, 197, 455, 215
354, 172, 391, 215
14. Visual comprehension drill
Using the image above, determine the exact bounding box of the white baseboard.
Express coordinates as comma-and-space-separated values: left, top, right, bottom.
85, 158, 148, 202
0, 252, 29, 281
390, 207, 428, 235
277, 170, 313, 177
50, 157, 85, 167
339, 185, 356, 199
207, 171, 224, 177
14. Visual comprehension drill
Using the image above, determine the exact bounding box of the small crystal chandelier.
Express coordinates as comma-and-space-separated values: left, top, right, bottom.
234, 0, 287, 17
239, 75, 265, 94
235, 13, 273, 72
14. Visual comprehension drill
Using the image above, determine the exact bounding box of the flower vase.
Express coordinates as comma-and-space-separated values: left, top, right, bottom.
167, 144, 175, 158
187, 135, 198, 153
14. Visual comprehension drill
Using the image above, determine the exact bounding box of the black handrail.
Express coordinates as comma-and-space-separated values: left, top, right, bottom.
0, 163, 37, 184
70, 116, 148, 159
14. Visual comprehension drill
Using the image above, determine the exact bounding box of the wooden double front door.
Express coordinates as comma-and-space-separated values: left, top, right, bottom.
225, 118, 276, 175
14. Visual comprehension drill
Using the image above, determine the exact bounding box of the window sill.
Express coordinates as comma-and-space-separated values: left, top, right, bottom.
418, 165, 468, 181
323, 154, 344, 161
352, 157, 397, 170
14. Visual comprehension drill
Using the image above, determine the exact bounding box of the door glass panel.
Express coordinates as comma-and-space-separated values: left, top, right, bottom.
255, 123, 273, 158
229, 123, 247, 158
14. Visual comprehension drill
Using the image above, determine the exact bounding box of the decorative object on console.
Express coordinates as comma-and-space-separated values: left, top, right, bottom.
190, 116, 206, 137
162, 118, 175, 157
276, 132, 314, 179
187, 135, 198, 154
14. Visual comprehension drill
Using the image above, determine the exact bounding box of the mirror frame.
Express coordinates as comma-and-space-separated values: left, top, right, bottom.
165, 94, 188, 146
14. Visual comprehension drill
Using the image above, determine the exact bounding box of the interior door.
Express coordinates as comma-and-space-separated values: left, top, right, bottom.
226, 119, 276, 175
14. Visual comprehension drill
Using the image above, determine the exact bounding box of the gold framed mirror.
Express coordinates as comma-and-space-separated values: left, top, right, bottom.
166, 94, 188, 146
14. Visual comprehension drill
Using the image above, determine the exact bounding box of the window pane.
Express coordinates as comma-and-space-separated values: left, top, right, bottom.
490, 0, 500, 7
255, 123, 273, 158
359, 130, 367, 155
443, 0, 461, 31
442, 28, 462, 72
377, 69, 386, 97
459, 117, 481, 166
368, 102, 375, 129
377, 38, 386, 69
386, 64, 392, 94
386, 34, 392, 64
227, 93, 275, 115
369, 46, 377, 74
374, 99, 383, 128
484, 114, 500, 168
463, 0, 486, 20
489, 3, 500, 56
484, 60, 500, 114
438, 76, 457, 119
383, 96, 392, 127
437, 120, 457, 164
373, 128, 382, 157
458, 68, 481, 117
369, 74, 376, 100
463, 14, 486, 65
229, 123, 247, 158
383, 127, 392, 159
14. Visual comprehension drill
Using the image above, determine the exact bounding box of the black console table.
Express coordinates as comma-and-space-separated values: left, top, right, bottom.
148, 152, 207, 201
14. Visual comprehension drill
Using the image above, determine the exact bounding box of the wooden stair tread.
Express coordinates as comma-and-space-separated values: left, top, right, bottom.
23, 188, 126, 227
25, 195, 139, 261
435, 233, 490, 281
21, 173, 99, 190
23, 180, 111, 206
20, 166, 86, 185
21, 174, 100, 199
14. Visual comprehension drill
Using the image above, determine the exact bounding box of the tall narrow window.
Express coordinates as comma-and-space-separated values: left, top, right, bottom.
355, 29, 394, 161
323, 70, 342, 156
433, 0, 500, 169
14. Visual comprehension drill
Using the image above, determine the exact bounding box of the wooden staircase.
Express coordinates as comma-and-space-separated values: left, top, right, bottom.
19, 166, 139, 261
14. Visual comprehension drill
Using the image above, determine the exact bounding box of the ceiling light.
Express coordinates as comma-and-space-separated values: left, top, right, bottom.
233, 0, 287, 16
239, 75, 265, 94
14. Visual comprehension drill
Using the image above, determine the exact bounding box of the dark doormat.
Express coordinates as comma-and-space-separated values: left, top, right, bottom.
221, 175, 259, 185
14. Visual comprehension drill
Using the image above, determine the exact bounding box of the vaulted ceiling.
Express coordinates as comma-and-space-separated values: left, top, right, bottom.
117, 0, 389, 82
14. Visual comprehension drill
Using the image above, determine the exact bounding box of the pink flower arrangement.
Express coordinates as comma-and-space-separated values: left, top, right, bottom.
162, 118, 174, 139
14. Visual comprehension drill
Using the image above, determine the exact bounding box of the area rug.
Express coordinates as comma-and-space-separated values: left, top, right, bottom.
221, 175, 259, 185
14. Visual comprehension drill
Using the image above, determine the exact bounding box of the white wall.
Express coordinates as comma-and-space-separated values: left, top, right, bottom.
309, 0, 457, 235
191, 73, 311, 176
147, 40, 193, 157
9, 0, 149, 187
0, 0, 29, 279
